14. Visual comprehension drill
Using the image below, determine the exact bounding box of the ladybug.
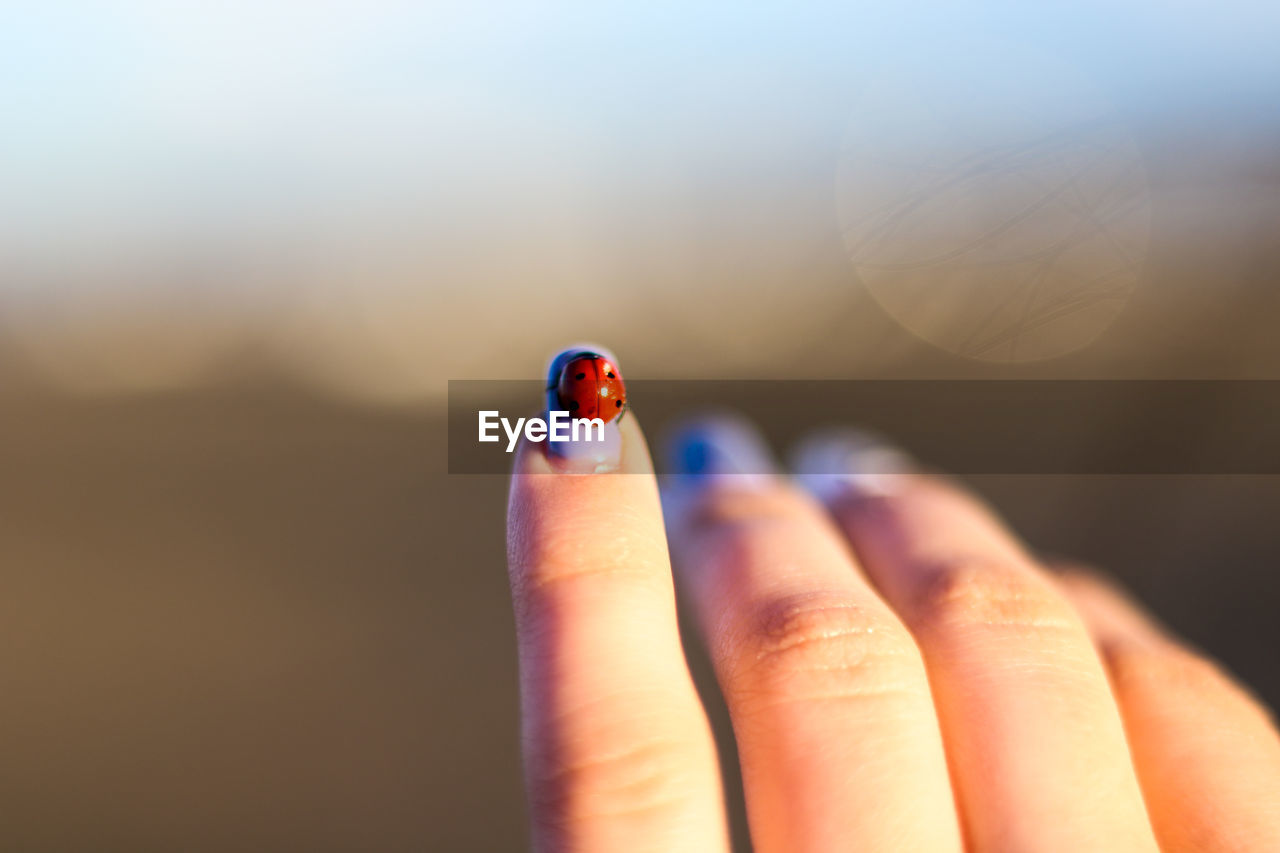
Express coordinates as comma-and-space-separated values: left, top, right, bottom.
551, 352, 628, 424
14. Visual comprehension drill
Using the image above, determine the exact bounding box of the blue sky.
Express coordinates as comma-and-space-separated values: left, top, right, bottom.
2, 0, 1277, 290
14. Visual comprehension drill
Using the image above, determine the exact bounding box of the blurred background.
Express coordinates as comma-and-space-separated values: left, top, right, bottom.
3, 1, 1280, 850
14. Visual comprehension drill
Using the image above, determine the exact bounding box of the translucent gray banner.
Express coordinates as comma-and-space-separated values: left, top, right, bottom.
448, 380, 1280, 475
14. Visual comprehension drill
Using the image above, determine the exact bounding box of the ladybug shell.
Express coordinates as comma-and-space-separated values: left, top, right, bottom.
555, 355, 626, 423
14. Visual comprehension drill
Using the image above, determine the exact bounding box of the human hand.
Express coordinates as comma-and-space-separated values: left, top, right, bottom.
505, 346, 1280, 852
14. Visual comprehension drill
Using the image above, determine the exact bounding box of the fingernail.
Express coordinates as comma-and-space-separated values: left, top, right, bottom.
543, 343, 626, 474
663, 414, 775, 484
791, 429, 913, 503
660, 415, 775, 528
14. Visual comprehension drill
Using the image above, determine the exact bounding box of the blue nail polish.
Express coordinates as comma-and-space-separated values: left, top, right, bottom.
660, 415, 774, 528
664, 415, 775, 480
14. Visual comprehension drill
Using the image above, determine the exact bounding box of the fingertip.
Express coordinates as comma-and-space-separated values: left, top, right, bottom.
661, 413, 776, 479
527, 343, 634, 475
615, 410, 657, 474
789, 428, 915, 504
658, 413, 778, 532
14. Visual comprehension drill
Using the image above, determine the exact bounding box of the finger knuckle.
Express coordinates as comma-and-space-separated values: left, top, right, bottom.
913, 556, 1076, 636
731, 592, 922, 704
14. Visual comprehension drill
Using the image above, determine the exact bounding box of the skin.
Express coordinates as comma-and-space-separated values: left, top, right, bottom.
506, 408, 1280, 853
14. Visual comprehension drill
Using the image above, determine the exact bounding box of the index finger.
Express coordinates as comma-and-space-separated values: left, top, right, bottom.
506, 346, 727, 852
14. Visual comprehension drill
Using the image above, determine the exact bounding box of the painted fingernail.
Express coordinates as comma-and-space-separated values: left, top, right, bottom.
543, 343, 627, 474
791, 429, 913, 502
660, 414, 775, 527
663, 414, 775, 483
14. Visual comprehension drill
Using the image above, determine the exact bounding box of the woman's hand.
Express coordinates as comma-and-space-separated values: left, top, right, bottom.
505, 347, 1280, 852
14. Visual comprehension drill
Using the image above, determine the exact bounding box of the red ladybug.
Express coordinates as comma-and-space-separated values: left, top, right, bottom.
553, 352, 627, 423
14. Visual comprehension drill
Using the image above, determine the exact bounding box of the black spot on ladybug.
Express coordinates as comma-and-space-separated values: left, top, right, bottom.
615, 400, 622, 408
606, 372, 615, 378
575, 372, 586, 380
568, 400, 579, 411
